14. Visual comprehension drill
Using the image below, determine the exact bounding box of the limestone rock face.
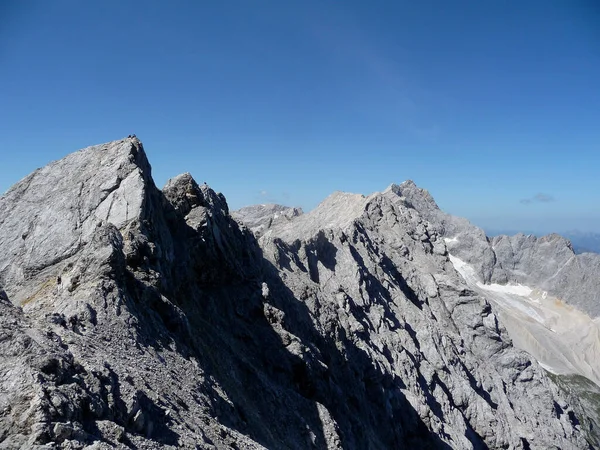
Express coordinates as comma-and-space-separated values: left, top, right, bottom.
388, 181, 600, 318
387, 180, 600, 439
258, 192, 586, 449
0, 138, 152, 306
0, 139, 591, 449
232, 204, 303, 237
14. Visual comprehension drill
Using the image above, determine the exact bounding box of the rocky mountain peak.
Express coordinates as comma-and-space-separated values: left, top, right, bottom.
0, 137, 152, 304
265, 191, 375, 243
232, 203, 303, 237
385, 180, 441, 213
0, 137, 596, 449
162, 172, 204, 217
162, 172, 230, 219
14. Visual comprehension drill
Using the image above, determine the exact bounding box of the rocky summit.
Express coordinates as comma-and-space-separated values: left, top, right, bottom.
0, 137, 597, 449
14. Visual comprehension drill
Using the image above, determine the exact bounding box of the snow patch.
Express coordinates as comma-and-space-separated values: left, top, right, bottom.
448, 254, 533, 297
448, 254, 478, 282
448, 254, 544, 322
477, 282, 533, 297
538, 361, 560, 375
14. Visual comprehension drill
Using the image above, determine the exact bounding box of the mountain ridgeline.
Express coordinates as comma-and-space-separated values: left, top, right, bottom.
486, 229, 600, 256
0, 137, 598, 449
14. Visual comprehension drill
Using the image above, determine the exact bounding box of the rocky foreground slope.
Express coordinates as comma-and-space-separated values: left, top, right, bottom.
0, 137, 594, 449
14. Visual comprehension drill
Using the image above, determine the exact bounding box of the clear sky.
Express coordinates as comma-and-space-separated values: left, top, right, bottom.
1, 1, 599, 233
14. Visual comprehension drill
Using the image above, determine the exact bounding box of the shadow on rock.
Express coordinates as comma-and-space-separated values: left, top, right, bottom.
166, 254, 453, 449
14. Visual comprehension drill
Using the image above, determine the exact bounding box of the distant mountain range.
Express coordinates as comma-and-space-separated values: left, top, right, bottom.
485, 229, 600, 254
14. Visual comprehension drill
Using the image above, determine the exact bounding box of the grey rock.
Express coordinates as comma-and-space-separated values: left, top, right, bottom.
0, 138, 591, 449
388, 181, 600, 318
260, 190, 586, 449
389, 179, 600, 434
0, 137, 152, 306
233, 203, 303, 237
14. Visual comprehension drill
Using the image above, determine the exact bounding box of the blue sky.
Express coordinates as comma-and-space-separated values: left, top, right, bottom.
1, 1, 599, 232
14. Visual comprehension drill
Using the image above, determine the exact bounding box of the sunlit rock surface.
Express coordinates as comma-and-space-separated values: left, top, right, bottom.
0, 138, 592, 449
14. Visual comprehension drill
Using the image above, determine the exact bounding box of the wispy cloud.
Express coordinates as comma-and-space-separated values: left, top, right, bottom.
534, 193, 555, 202
520, 193, 556, 205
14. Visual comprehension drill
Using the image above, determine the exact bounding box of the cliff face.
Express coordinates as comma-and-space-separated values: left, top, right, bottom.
387, 182, 600, 390
232, 204, 303, 237
257, 191, 588, 449
388, 182, 600, 318
0, 138, 590, 449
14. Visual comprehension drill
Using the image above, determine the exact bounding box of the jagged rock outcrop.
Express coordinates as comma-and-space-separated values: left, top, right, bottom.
258, 191, 587, 449
232, 204, 303, 237
386, 180, 600, 443
0, 138, 591, 449
388, 181, 600, 317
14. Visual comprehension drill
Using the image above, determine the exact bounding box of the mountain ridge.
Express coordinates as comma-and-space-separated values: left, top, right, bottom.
0, 137, 595, 449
